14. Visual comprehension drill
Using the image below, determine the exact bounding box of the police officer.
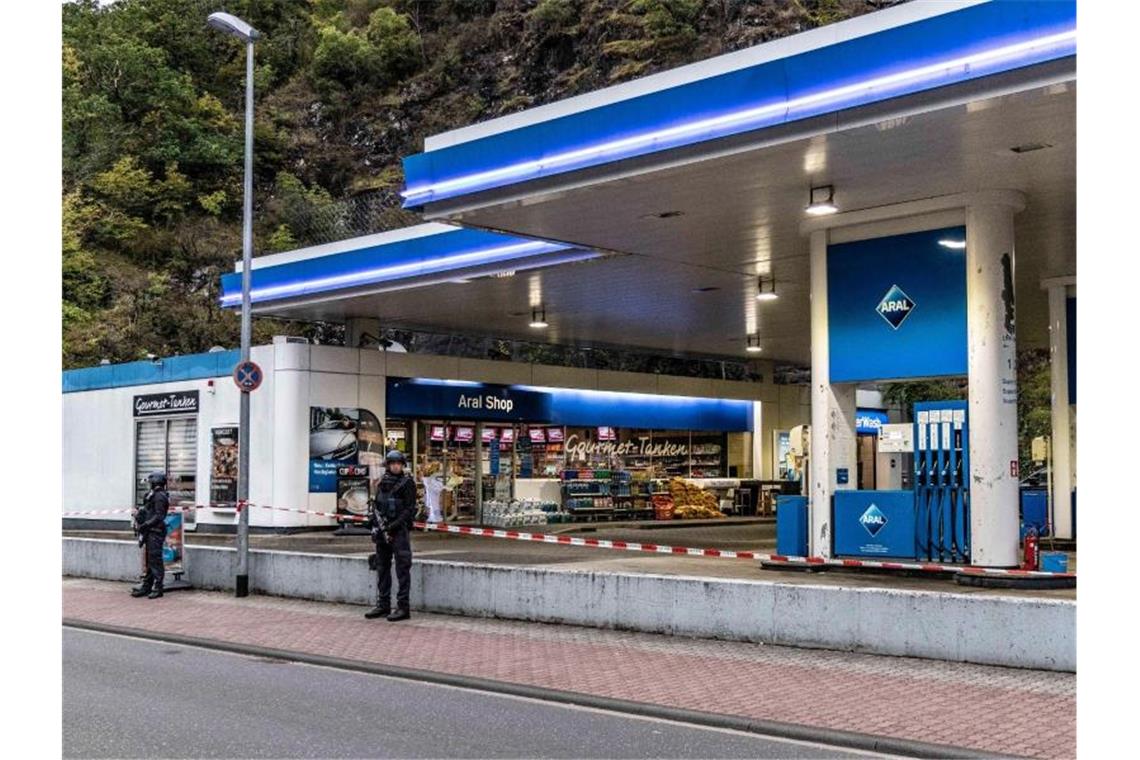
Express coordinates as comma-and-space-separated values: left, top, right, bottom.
131, 471, 170, 599
365, 451, 416, 621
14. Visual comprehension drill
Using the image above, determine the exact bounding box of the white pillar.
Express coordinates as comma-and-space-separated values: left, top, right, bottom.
1047, 283, 1074, 539
808, 230, 857, 557
474, 421, 484, 524
271, 340, 311, 529
965, 203, 1021, 567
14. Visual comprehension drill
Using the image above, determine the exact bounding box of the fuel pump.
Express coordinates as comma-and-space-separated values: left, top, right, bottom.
832, 402, 970, 564
913, 401, 969, 563
951, 407, 969, 561
914, 409, 933, 560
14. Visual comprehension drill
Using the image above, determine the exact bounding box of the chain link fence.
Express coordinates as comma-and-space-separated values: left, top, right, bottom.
260, 188, 417, 252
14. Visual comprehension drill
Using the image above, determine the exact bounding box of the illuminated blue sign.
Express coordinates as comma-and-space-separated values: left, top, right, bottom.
386, 378, 753, 431
855, 409, 889, 435
828, 226, 967, 383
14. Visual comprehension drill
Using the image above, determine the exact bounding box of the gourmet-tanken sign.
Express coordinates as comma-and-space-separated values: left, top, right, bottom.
565, 434, 687, 462
134, 390, 199, 417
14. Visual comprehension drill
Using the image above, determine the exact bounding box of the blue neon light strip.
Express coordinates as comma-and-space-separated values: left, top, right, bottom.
402, 1, 1075, 207
219, 228, 576, 307
523, 385, 754, 432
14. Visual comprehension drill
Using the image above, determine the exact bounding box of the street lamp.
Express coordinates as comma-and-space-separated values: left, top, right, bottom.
208, 11, 260, 598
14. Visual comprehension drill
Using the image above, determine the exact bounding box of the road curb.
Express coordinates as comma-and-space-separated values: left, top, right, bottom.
64, 618, 1023, 760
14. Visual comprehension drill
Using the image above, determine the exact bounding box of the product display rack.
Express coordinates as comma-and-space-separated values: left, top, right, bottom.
561, 471, 613, 519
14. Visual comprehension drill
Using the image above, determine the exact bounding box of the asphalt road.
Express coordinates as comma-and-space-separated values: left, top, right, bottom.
63, 628, 873, 759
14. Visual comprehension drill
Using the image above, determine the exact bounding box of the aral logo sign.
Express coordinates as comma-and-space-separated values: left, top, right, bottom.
876, 284, 916, 330
859, 504, 888, 538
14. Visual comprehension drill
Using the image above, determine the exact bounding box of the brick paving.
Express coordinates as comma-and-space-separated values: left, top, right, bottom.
63, 578, 1074, 759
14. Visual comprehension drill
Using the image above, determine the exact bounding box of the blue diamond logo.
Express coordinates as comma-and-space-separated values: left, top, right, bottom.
876, 284, 916, 330
859, 504, 888, 538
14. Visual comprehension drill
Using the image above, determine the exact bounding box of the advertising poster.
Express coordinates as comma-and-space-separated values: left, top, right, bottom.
210, 426, 239, 505
163, 512, 185, 574
308, 407, 384, 492
489, 438, 501, 476
336, 465, 372, 522
517, 435, 533, 478
776, 431, 791, 480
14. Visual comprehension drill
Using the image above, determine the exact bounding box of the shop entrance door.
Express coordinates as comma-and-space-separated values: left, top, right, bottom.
856, 434, 878, 490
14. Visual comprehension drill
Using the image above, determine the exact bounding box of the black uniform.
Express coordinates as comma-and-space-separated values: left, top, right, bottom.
135, 487, 170, 593
370, 471, 416, 612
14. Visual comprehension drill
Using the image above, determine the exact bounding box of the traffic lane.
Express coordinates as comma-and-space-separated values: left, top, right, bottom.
63, 628, 873, 759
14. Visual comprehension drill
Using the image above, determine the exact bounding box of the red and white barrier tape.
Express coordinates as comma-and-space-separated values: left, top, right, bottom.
411, 521, 1075, 578
63, 504, 1074, 578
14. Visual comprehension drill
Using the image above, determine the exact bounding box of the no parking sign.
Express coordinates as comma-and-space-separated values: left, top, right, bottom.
233, 360, 263, 392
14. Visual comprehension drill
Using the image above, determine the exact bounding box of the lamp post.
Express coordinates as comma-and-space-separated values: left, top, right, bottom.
208, 11, 260, 598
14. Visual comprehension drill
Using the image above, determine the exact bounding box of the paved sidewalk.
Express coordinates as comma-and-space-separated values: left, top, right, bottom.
63, 578, 1074, 759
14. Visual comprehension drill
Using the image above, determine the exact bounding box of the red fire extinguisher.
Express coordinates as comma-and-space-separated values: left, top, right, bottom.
1022, 527, 1039, 571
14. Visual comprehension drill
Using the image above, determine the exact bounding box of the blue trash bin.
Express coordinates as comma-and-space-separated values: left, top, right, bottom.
776, 495, 809, 557
1020, 488, 1049, 538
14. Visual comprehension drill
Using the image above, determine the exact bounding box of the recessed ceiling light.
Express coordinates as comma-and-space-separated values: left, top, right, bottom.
1010, 142, 1053, 154
805, 184, 838, 216
756, 277, 779, 301
529, 307, 549, 329
938, 239, 967, 250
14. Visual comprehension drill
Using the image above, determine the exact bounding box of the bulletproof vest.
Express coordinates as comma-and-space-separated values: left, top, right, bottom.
379, 476, 409, 519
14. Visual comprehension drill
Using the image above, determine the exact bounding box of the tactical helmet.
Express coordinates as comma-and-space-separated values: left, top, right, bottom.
147, 471, 168, 488
385, 450, 407, 466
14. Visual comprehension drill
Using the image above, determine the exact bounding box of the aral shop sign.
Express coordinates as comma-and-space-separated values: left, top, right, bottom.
386, 378, 549, 422
565, 434, 687, 462
133, 390, 199, 417
457, 393, 514, 414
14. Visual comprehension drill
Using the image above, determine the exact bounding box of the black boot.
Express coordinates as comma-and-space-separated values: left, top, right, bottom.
147, 586, 164, 599
130, 586, 151, 598
365, 605, 391, 620
386, 607, 410, 622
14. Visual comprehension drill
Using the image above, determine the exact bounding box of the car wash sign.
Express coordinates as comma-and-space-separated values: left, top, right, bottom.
827, 226, 967, 383
134, 391, 199, 417
855, 409, 889, 435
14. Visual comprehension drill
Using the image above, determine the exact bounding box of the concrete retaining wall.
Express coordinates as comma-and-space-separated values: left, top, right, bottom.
63, 538, 1075, 672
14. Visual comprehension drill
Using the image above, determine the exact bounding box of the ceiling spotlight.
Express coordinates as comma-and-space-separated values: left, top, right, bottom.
805, 184, 838, 216
745, 335, 763, 353
938, 239, 967, 250
529, 307, 549, 329
756, 277, 779, 301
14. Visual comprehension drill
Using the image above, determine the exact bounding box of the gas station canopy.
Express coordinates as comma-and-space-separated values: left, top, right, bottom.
236, 0, 1075, 365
